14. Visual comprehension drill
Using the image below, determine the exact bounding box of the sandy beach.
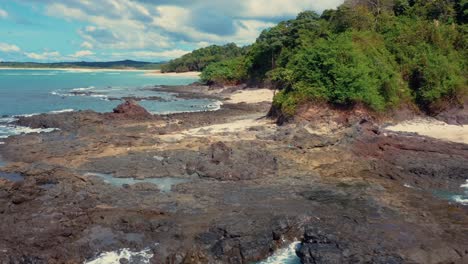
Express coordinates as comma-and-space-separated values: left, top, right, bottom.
385, 118, 468, 144
143, 70, 201, 77
227, 89, 275, 104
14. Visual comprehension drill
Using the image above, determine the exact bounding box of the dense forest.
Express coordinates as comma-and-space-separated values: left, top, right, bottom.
160, 43, 247, 72
0, 60, 162, 70
167, 0, 468, 116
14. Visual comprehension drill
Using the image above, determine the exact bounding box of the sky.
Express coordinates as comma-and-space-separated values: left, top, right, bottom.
0, 0, 344, 62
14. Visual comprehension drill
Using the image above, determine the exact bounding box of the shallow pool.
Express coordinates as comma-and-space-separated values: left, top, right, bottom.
84, 172, 189, 192
0, 171, 24, 182
433, 180, 468, 205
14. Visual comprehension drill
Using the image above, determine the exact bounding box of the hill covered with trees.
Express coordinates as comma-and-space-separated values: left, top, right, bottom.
160, 43, 247, 73
172, 0, 468, 116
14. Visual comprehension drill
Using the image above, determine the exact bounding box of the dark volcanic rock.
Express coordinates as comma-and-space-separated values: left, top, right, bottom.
353, 121, 468, 191
15, 110, 103, 131
187, 141, 278, 181
298, 226, 404, 264
113, 100, 152, 119
2, 85, 468, 264
434, 102, 468, 125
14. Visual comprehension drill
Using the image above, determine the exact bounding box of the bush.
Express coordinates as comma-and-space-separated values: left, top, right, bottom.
200, 58, 247, 85
273, 32, 404, 115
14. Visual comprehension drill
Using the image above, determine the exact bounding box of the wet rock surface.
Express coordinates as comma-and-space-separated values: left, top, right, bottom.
0, 91, 467, 263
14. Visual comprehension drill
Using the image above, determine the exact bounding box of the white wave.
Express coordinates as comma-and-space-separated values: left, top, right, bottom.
151, 100, 223, 115
89, 94, 108, 98
50, 89, 108, 100
71, 86, 95, 92
460, 180, 468, 189
453, 195, 468, 205
257, 241, 301, 264
30, 73, 57, 76
84, 247, 154, 264
0, 117, 17, 124
50, 109, 75, 114
0, 125, 58, 138
16, 112, 41, 117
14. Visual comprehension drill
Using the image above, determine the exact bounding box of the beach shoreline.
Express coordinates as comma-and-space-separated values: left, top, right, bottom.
0, 67, 151, 72
143, 70, 201, 77
0, 67, 202, 78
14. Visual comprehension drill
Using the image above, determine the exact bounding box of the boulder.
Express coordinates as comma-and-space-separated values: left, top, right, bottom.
113, 100, 152, 119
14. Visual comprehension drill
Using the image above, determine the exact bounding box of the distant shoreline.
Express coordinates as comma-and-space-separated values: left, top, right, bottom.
0, 67, 201, 77
144, 70, 200, 77
0, 67, 150, 72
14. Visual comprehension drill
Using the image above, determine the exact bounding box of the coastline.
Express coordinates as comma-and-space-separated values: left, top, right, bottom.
0, 67, 152, 72
0, 67, 202, 78
0, 84, 467, 263
143, 70, 201, 77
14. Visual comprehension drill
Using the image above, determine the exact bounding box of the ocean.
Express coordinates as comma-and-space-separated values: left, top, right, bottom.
0, 69, 219, 139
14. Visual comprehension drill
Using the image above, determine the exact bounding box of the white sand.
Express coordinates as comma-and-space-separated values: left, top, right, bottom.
158, 114, 275, 143
143, 70, 200, 77
385, 118, 468, 144
186, 117, 271, 136
227, 89, 275, 104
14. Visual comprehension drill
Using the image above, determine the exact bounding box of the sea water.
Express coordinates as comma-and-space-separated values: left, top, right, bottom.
255, 242, 301, 264
0, 69, 219, 139
434, 180, 468, 206
84, 242, 301, 264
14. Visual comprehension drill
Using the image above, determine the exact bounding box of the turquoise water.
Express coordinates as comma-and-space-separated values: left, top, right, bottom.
255, 242, 301, 264
433, 180, 468, 205
0, 69, 214, 116
0, 69, 218, 139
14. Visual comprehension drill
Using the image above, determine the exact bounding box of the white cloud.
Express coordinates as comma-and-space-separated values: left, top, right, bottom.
0, 43, 20, 52
109, 49, 191, 60
46, 2, 170, 50
25, 51, 60, 60
70, 50, 94, 58
80, 41, 94, 49
0, 8, 8, 19
15, 0, 346, 61
241, 0, 343, 18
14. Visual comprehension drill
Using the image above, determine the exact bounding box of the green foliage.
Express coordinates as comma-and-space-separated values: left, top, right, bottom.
200, 57, 247, 85
171, 0, 467, 116
244, 11, 322, 81
267, 0, 467, 116
161, 43, 245, 73
281, 32, 403, 112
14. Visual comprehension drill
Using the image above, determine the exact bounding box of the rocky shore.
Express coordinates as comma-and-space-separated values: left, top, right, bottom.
0, 85, 467, 264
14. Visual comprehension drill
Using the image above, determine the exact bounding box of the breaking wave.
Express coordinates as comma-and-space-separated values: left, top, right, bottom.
84, 247, 155, 264
256, 241, 301, 264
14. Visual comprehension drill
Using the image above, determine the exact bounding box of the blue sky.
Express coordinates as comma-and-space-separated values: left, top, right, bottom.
0, 0, 344, 62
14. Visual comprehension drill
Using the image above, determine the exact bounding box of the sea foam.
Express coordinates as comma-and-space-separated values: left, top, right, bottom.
84, 247, 154, 264
256, 241, 301, 264
0, 125, 58, 138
